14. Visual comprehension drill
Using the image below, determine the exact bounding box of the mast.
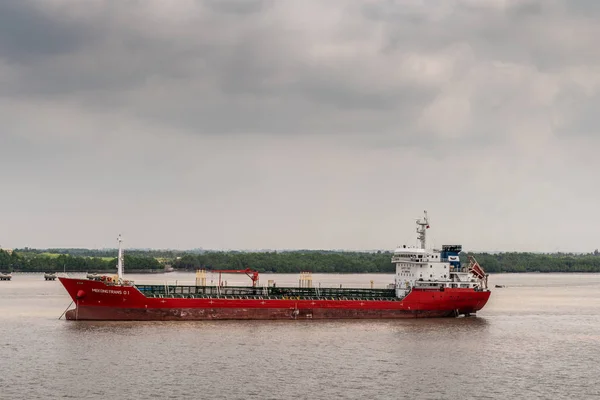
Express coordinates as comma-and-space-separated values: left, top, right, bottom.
416, 211, 429, 249
117, 234, 124, 282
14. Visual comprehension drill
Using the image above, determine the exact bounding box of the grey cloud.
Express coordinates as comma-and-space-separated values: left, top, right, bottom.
506, 0, 544, 17
3, 1, 600, 251
564, 0, 600, 15
3, 0, 600, 144
203, 0, 273, 15
0, 1, 98, 62
366, 0, 597, 71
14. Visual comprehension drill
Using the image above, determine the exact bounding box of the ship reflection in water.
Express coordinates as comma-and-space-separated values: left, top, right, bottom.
61, 314, 491, 333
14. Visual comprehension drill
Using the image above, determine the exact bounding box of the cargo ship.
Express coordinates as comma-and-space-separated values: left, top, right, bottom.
58, 212, 491, 320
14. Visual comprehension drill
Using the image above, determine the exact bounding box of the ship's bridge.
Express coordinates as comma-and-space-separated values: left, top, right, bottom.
393, 246, 426, 255
392, 246, 441, 263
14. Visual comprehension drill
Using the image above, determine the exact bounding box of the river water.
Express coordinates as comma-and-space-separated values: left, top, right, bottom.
1, 272, 599, 399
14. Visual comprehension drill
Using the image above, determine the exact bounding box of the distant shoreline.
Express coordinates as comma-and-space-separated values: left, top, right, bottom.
7, 270, 600, 275
3, 249, 600, 273
11, 270, 169, 274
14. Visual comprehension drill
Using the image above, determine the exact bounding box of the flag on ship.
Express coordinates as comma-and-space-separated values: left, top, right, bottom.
470, 260, 486, 279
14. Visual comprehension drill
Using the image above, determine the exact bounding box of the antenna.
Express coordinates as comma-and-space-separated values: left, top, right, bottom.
116, 234, 124, 283
416, 210, 429, 249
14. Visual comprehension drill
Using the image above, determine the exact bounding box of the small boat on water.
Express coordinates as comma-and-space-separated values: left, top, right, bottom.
0, 272, 12, 281
44, 272, 57, 281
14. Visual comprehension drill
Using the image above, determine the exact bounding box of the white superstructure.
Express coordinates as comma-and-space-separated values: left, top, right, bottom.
393, 211, 488, 298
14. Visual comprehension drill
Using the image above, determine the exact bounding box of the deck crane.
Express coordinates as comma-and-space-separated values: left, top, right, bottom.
208, 268, 260, 287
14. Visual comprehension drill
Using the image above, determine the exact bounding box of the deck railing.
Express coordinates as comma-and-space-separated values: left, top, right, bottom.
135, 284, 397, 300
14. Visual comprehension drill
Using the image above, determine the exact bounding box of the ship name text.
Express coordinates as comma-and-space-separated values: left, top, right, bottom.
92, 288, 124, 295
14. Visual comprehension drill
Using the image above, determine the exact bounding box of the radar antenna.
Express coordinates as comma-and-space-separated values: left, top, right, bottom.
416, 211, 429, 249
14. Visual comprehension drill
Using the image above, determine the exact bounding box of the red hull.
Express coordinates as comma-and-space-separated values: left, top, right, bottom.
58, 277, 491, 321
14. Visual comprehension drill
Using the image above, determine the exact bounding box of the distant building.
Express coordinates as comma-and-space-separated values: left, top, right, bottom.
0, 247, 13, 255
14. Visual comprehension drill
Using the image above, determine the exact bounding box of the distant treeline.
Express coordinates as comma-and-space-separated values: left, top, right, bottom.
0, 250, 162, 272
2, 249, 600, 273
14, 247, 191, 258
173, 251, 395, 273
171, 251, 600, 273
470, 252, 600, 273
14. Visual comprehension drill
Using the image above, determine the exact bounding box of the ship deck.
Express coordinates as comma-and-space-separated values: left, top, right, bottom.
135, 285, 399, 301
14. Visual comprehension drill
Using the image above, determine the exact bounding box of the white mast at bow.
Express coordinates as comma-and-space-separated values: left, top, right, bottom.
116, 234, 124, 282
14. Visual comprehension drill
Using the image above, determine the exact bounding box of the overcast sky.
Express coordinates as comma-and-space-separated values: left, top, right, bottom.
1, 0, 599, 252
